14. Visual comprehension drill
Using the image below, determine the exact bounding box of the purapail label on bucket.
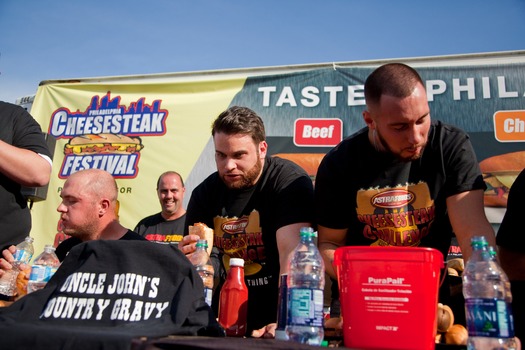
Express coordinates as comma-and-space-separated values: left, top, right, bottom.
334, 246, 443, 350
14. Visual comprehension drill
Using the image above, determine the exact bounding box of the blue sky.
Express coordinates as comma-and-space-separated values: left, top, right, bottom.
1, 0, 524, 104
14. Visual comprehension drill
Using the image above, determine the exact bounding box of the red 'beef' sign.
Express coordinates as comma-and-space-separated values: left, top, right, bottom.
294, 118, 342, 147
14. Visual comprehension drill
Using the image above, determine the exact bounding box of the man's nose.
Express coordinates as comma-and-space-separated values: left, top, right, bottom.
57, 202, 66, 212
224, 158, 237, 171
408, 125, 424, 145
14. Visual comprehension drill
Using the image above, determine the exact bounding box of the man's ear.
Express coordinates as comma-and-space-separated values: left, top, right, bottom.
259, 141, 268, 159
99, 198, 111, 216
363, 110, 375, 129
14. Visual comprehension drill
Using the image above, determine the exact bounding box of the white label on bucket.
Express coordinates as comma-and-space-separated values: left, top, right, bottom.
360, 275, 413, 314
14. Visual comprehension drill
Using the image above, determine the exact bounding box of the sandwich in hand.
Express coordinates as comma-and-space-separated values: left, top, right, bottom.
189, 223, 214, 255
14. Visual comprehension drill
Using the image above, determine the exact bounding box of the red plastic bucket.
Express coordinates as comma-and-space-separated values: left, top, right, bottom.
333, 246, 444, 350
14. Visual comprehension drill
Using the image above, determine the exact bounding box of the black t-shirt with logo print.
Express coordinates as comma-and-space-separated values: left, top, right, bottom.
315, 120, 486, 259
134, 213, 186, 247
185, 156, 315, 332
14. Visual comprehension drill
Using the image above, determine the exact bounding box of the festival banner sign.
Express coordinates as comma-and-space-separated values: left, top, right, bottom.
28, 55, 525, 254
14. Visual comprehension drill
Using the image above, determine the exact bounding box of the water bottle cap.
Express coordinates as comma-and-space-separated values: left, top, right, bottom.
470, 236, 488, 248
229, 258, 244, 267
299, 227, 314, 238
488, 246, 497, 257
44, 244, 56, 252
196, 239, 208, 248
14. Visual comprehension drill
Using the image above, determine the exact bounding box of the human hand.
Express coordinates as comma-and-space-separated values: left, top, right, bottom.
324, 316, 343, 329
0, 246, 17, 276
251, 323, 277, 338
178, 234, 201, 258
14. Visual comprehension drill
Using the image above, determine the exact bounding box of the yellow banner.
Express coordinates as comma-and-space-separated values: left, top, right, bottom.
29, 77, 246, 255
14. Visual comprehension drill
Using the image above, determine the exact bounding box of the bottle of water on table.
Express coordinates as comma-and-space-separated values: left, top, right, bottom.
286, 227, 325, 345
463, 236, 516, 349
27, 244, 60, 294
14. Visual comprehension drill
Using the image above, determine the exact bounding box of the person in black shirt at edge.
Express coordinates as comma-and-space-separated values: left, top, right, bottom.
0, 168, 145, 302
497, 168, 525, 342
0, 101, 52, 252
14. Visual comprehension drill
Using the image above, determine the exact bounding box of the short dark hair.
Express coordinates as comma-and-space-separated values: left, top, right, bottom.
211, 106, 266, 144
157, 171, 184, 189
364, 63, 424, 106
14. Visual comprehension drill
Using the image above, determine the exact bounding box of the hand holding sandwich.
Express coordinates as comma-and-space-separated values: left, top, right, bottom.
179, 223, 214, 257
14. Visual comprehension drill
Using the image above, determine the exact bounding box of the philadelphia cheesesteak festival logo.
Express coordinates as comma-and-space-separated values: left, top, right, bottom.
48, 92, 168, 178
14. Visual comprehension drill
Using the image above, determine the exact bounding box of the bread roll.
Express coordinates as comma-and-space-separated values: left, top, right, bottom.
444, 324, 468, 345
189, 223, 214, 255
447, 267, 459, 277
437, 303, 455, 333
446, 258, 464, 272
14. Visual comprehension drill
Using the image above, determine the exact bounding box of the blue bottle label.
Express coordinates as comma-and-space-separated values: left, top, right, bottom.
14, 249, 32, 264
465, 298, 514, 338
29, 265, 57, 283
287, 288, 324, 327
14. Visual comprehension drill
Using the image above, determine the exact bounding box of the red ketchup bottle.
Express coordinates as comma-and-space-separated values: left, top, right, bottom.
218, 258, 248, 337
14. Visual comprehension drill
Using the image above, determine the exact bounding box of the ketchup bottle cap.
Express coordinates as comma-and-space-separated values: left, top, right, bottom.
230, 258, 245, 267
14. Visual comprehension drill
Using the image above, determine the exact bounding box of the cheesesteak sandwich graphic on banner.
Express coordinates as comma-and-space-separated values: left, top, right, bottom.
64, 133, 143, 155
356, 182, 435, 247
479, 150, 525, 208
61, 133, 144, 178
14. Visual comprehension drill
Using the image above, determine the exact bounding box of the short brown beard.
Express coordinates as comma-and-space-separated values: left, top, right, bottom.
223, 157, 263, 190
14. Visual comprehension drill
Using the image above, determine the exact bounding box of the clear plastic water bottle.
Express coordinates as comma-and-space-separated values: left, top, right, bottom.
286, 227, 325, 345
13, 236, 35, 268
0, 236, 34, 297
189, 239, 214, 307
488, 246, 513, 304
488, 244, 515, 343
463, 236, 516, 350
27, 244, 60, 294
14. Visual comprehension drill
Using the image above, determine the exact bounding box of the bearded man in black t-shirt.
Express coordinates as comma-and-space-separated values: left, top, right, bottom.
178, 106, 314, 337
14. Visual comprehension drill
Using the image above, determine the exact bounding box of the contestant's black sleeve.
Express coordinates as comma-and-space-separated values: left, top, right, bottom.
497, 169, 525, 251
